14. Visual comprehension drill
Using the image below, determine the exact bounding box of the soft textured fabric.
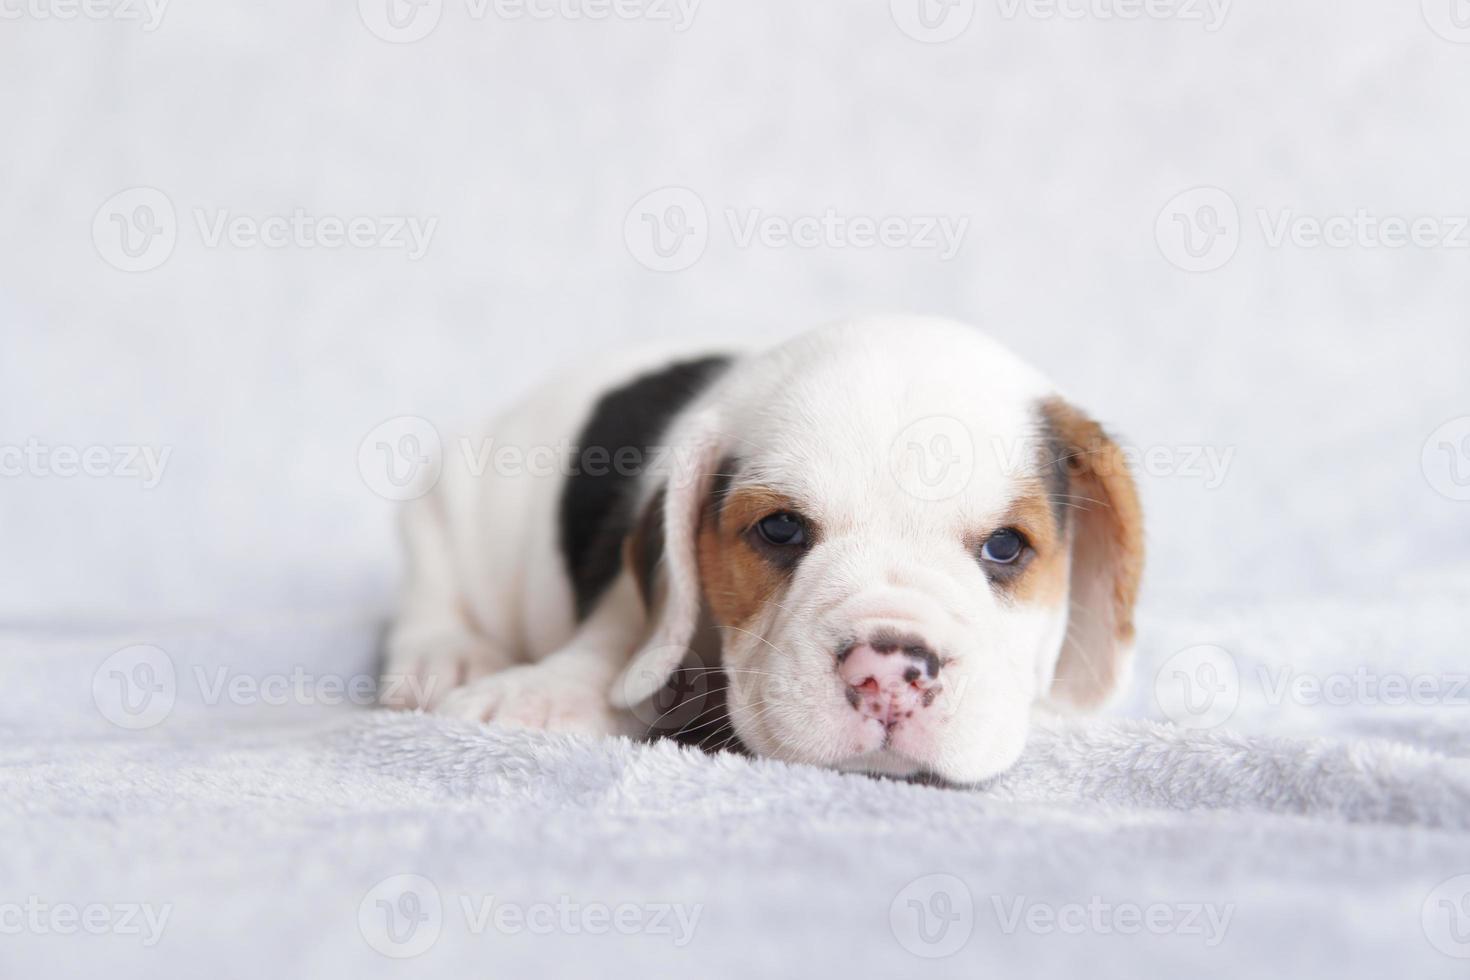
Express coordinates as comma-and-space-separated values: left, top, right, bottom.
5, 594, 1468, 979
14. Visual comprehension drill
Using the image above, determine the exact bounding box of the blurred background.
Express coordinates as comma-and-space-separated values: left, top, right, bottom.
4, 0, 1469, 627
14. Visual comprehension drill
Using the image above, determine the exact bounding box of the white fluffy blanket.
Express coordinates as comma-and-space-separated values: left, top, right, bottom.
5, 590, 1469, 979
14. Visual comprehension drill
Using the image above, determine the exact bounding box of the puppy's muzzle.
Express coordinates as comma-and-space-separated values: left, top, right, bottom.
836, 633, 943, 730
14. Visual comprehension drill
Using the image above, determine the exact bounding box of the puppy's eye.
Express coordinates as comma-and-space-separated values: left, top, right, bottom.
755, 512, 807, 547
980, 528, 1025, 564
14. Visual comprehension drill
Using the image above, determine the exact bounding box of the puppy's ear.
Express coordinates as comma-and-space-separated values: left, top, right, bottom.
609, 412, 723, 709
1040, 397, 1145, 711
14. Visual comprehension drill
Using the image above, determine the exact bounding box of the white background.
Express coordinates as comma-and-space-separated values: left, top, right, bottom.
3, 0, 1469, 621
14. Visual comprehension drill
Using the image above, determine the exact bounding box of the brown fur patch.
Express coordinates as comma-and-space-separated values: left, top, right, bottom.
696, 487, 798, 630
995, 484, 1070, 606
1040, 397, 1146, 709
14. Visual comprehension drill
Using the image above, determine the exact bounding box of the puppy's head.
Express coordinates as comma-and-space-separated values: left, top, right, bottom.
614, 317, 1143, 784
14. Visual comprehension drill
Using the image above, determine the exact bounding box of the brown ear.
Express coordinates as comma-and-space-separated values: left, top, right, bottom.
609, 411, 724, 709
1040, 397, 1145, 711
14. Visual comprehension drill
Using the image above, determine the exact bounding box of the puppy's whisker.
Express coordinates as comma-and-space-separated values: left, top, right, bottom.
715, 623, 793, 659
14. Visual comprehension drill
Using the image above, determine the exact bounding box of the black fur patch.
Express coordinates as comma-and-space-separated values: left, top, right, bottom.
558, 355, 731, 620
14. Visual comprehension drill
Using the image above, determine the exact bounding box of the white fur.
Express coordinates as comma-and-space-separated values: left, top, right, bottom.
382, 315, 1138, 783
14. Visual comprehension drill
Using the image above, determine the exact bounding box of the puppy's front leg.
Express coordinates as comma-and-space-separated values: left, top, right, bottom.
380, 496, 518, 710
436, 574, 645, 737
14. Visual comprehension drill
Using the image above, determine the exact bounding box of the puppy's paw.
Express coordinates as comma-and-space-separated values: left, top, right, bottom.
436, 664, 631, 737
379, 637, 503, 711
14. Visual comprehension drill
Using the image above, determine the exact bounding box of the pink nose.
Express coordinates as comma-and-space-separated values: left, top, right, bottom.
837, 641, 942, 728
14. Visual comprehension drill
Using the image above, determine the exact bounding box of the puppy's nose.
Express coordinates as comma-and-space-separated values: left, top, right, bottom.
837, 638, 942, 729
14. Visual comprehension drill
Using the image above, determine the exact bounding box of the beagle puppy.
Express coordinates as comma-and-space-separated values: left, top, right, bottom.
381, 315, 1143, 784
